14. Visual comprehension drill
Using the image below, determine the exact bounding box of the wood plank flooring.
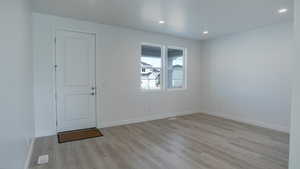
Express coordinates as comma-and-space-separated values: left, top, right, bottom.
29, 113, 289, 169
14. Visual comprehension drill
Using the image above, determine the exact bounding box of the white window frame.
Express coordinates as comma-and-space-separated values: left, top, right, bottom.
140, 43, 165, 92
139, 43, 187, 92
166, 46, 187, 91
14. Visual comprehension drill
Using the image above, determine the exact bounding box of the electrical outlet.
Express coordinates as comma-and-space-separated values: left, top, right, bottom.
38, 154, 49, 165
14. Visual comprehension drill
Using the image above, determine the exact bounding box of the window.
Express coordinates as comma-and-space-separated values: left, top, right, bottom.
140, 43, 186, 91
140, 44, 162, 90
167, 47, 185, 89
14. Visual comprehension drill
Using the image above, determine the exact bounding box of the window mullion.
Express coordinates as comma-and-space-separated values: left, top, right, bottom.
163, 45, 166, 90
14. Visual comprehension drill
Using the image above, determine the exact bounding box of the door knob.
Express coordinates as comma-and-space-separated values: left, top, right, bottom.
90, 92, 95, 96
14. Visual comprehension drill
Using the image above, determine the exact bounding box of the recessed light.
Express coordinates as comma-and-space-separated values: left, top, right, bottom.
278, 8, 288, 14
159, 20, 165, 24
203, 31, 209, 35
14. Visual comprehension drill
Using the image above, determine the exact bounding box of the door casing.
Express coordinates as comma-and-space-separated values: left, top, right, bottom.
54, 28, 98, 132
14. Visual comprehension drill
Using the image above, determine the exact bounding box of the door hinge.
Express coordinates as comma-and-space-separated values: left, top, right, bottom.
54, 64, 58, 71
54, 37, 56, 43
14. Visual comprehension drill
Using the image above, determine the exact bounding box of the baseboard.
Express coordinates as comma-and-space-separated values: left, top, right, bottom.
24, 138, 35, 169
99, 111, 197, 128
203, 112, 290, 133
36, 130, 57, 138
35, 111, 198, 137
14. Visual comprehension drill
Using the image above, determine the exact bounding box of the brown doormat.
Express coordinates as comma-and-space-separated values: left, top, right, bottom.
57, 128, 103, 143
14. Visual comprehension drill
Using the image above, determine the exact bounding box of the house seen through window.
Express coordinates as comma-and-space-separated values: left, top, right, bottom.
140, 44, 186, 90
167, 48, 185, 89
141, 45, 162, 90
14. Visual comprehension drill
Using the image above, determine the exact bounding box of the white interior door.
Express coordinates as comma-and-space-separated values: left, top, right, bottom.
56, 30, 96, 132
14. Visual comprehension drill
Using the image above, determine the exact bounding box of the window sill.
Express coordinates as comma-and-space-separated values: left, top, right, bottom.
167, 88, 187, 92
140, 88, 163, 93
139, 87, 187, 93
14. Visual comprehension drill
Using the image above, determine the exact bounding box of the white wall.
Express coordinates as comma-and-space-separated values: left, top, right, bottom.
289, 1, 300, 168
33, 13, 202, 137
0, 0, 34, 169
200, 22, 293, 132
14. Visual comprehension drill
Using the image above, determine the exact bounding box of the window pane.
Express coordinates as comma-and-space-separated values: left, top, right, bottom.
141, 45, 162, 90
167, 48, 185, 89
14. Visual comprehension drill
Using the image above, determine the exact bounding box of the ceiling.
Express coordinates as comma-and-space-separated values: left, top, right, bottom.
32, 0, 294, 40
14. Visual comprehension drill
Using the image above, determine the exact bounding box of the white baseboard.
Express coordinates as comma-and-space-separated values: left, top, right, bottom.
36, 111, 289, 137
36, 130, 57, 138
24, 138, 35, 169
203, 112, 290, 133
99, 111, 197, 128
35, 111, 198, 137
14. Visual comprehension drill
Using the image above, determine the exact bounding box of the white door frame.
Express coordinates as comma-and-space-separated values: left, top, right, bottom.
54, 28, 98, 132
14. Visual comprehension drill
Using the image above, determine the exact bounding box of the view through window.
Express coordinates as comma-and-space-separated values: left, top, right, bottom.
140, 44, 186, 90
141, 45, 162, 90
167, 48, 185, 89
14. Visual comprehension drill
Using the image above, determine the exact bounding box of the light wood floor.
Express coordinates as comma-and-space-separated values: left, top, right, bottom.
29, 113, 289, 169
